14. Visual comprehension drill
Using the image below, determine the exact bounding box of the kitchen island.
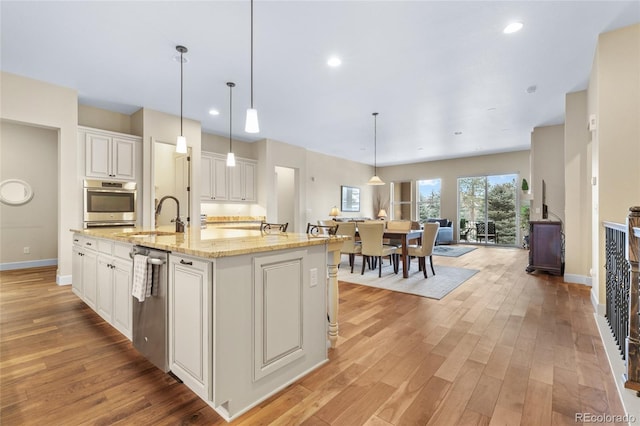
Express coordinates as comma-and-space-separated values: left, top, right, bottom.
70, 226, 345, 421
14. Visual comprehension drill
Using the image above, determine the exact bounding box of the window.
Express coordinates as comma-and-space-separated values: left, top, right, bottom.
457, 174, 518, 245
417, 179, 441, 222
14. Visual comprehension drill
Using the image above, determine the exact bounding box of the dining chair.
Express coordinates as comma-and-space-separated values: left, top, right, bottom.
396, 222, 439, 278
385, 220, 412, 246
306, 222, 337, 236
260, 221, 288, 232
335, 222, 361, 273
358, 221, 397, 277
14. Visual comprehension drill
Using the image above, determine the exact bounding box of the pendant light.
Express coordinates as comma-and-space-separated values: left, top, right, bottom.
175, 45, 188, 154
244, 0, 260, 133
226, 82, 236, 167
368, 112, 385, 185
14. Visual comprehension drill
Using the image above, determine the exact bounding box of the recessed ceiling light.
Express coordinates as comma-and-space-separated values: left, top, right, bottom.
209, 109, 220, 116
327, 56, 342, 67
503, 22, 523, 34
526, 85, 537, 94
454, 131, 463, 136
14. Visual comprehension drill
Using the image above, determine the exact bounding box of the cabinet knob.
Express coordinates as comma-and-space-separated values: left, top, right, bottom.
179, 259, 193, 266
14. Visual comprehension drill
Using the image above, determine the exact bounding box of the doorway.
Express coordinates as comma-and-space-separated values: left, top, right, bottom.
457, 174, 519, 246
152, 140, 190, 227
275, 166, 296, 231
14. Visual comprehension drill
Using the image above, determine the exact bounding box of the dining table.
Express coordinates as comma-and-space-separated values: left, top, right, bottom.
355, 228, 423, 278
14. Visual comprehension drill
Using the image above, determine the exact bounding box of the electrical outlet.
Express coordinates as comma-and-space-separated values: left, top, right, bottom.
23, 247, 30, 254
310, 268, 318, 287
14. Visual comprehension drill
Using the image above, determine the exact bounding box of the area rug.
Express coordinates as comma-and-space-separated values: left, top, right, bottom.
337, 259, 479, 300
433, 245, 477, 257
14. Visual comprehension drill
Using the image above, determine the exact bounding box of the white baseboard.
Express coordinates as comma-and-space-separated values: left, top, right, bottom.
57, 274, 72, 286
594, 314, 640, 422
591, 288, 605, 315
564, 273, 592, 286
0, 259, 57, 271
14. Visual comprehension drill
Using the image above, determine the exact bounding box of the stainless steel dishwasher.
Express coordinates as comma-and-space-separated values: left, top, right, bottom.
130, 245, 169, 373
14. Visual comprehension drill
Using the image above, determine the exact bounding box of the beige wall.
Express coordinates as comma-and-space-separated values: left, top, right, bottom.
305, 150, 376, 225
0, 122, 58, 266
591, 23, 640, 308
564, 91, 592, 284
78, 104, 134, 135
530, 125, 565, 223
202, 132, 257, 160
379, 150, 531, 238
0, 72, 78, 284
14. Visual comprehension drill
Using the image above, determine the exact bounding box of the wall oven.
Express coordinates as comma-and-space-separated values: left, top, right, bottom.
84, 179, 137, 228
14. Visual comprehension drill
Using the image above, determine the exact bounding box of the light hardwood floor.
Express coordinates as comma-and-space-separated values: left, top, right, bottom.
0, 246, 626, 425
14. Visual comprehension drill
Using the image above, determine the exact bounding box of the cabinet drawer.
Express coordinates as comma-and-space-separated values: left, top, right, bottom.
113, 242, 132, 260
97, 239, 113, 255
82, 237, 98, 250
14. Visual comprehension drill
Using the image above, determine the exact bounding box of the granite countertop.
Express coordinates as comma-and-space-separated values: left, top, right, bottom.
205, 215, 265, 223
71, 225, 347, 259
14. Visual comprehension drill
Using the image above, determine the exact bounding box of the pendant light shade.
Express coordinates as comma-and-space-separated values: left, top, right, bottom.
226, 82, 236, 167
176, 136, 187, 154
244, 0, 260, 133
368, 112, 385, 185
175, 45, 188, 153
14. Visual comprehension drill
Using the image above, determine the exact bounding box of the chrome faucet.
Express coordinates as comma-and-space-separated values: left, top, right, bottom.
155, 195, 185, 233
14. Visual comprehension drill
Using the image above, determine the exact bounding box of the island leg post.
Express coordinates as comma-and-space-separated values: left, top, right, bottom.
327, 242, 341, 348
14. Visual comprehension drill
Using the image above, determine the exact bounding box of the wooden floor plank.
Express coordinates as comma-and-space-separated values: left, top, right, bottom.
0, 246, 629, 425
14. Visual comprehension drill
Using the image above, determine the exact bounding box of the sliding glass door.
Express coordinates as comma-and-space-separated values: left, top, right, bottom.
458, 174, 518, 246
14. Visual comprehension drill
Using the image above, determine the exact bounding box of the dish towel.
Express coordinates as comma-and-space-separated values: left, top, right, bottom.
145, 263, 153, 298
132, 254, 148, 302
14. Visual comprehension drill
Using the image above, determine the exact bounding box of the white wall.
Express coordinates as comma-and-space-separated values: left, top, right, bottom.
0, 122, 58, 268
0, 72, 78, 284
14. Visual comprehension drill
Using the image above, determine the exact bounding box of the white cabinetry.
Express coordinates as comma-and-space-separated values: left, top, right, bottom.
201, 153, 228, 201
72, 233, 133, 339
169, 253, 212, 400
201, 152, 256, 203
229, 159, 256, 202
81, 127, 140, 180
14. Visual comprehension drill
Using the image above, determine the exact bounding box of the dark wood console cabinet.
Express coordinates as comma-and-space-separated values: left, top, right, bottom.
526, 221, 564, 276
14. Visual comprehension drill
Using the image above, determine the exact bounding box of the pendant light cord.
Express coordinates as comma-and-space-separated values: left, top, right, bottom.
229, 83, 233, 151
373, 112, 378, 175
250, 0, 254, 109
180, 49, 184, 137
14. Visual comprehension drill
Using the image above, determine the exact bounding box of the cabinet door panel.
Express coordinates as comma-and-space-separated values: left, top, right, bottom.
169, 255, 211, 400
201, 155, 214, 200
243, 162, 256, 202
86, 134, 111, 178
212, 156, 228, 200
229, 163, 243, 201
113, 258, 132, 339
96, 256, 114, 322
72, 245, 83, 297
112, 138, 135, 179
82, 250, 98, 309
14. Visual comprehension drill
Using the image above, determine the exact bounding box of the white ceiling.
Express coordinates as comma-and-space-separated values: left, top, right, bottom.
2, 1, 639, 166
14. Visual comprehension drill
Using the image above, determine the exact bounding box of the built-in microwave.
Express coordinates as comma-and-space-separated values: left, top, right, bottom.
83, 179, 136, 227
